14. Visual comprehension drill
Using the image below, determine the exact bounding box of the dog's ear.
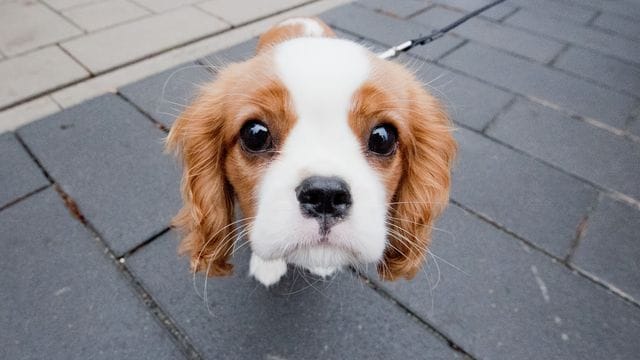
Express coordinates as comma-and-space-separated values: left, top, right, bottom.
256, 17, 335, 54
379, 90, 457, 281
166, 83, 236, 276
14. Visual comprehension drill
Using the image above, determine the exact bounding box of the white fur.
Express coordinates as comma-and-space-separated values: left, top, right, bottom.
249, 38, 388, 286
278, 17, 326, 37
249, 254, 288, 287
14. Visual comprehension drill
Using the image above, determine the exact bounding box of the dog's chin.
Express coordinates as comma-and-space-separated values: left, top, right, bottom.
249, 223, 386, 272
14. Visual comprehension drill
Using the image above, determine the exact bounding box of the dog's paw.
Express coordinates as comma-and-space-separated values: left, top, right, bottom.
309, 266, 337, 278
249, 254, 287, 287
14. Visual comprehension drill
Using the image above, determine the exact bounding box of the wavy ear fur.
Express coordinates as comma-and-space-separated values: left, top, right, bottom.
379, 90, 457, 280
166, 84, 235, 276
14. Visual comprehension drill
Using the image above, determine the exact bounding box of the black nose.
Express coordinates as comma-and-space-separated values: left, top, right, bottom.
296, 176, 352, 221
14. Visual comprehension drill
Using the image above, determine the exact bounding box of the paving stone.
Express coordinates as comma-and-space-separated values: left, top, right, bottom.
451, 127, 598, 257
414, 6, 565, 63
630, 118, 640, 137
17, 94, 181, 255
131, 0, 203, 13
505, 9, 640, 66
119, 62, 212, 128
0, 96, 61, 134
42, 0, 97, 10
0, 188, 184, 360
0, 133, 48, 208
198, 0, 310, 26
356, 0, 432, 18
0, 46, 89, 108
198, 37, 259, 67
412, 62, 514, 130
561, 0, 640, 20
62, 0, 150, 32
433, 0, 519, 21
572, 196, 640, 303
127, 231, 462, 360
0, 0, 82, 56
369, 204, 640, 360
321, 4, 464, 61
592, 12, 640, 40
61, 7, 230, 74
554, 46, 640, 96
507, 0, 598, 24
487, 99, 640, 200
441, 42, 638, 129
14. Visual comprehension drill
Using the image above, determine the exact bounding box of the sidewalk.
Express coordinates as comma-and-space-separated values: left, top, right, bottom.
0, 0, 348, 133
2, 0, 640, 359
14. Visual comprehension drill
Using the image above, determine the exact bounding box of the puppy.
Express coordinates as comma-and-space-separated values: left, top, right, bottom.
167, 17, 456, 287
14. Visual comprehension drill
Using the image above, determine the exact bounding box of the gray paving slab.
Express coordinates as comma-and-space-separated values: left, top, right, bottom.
356, 0, 432, 18
320, 4, 464, 61
0, 132, 49, 208
17, 94, 181, 255
413, 6, 565, 63
451, 127, 598, 257
507, 0, 598, 24
553, 46, 640, 96
433, 0, 519, 21
199, 37, 258, 66
505, 9, 640, 66
127, 231, 462, 360
119, 61, 212, 128
487, 99, 640, 200
592, 12, 640, 40
561, 0, 640, 20
630, 117, 640, 137
572, 196, 640, 302
0, 188, 184, 360
369, 204, 640, 360
413, 63, 515, 130
441, 42, 638, 129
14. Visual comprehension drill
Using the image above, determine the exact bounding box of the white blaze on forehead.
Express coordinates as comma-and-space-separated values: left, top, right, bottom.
274, 37, 370, 123
278, 17, 326, 36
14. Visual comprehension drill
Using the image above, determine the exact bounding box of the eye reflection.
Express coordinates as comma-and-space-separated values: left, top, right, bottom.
368, 124, 398, 156
240, 120, 273, 153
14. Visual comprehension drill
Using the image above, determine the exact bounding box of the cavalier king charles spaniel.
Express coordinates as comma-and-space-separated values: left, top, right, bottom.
167, 17, 456, 287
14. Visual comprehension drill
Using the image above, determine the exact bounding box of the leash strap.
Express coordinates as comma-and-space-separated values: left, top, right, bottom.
379, 0, 508, 59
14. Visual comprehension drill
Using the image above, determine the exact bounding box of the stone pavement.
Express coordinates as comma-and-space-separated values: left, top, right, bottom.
2, 0, 640, 359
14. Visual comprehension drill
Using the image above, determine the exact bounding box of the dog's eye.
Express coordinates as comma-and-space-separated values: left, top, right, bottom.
240, 120, 273, 153
368, 124, 398, 156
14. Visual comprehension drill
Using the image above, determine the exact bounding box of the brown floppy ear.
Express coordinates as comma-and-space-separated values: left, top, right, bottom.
379, 90, 457, 281
256, 17, 335, 54
166, 84, 235, 276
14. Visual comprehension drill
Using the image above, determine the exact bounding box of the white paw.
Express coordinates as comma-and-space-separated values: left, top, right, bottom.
249, 254, 287, 287
309, 266, 337, 278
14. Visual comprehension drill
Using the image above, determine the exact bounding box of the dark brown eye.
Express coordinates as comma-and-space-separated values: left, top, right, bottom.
368, 124, 398, 156
240, 120, 273, 153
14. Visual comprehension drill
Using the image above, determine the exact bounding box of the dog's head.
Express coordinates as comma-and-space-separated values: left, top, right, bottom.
167, 17, 456, 280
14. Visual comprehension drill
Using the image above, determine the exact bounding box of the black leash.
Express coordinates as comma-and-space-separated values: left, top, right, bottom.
379, 0, 508, 59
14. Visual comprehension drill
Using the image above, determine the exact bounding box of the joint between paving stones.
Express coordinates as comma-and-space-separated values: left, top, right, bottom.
0, 184, 50, 213
565, 193, 602, 263
116, 92, 171, 133
481, 96, 518, 134
121, 226, 172, 259
351, 269, 476, 359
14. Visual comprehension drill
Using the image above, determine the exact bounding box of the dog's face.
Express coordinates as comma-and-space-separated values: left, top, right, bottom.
168, 18, 456, 282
